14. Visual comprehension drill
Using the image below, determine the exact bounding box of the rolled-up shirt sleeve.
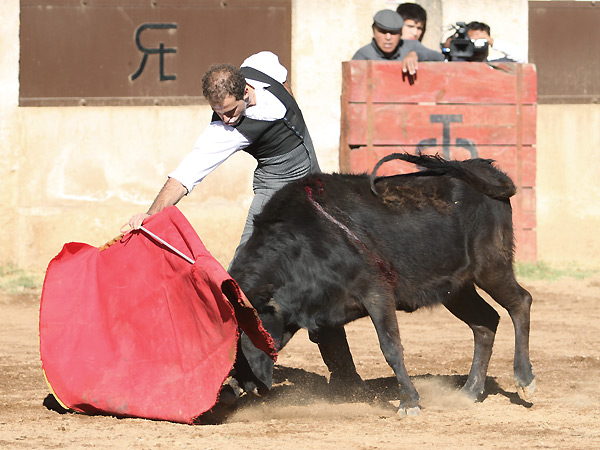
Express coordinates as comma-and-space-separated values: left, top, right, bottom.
168, 121, 250, 194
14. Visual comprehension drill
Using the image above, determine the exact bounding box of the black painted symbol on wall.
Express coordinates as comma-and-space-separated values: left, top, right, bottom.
131, 23, 177, 82
415, 114, 478, 159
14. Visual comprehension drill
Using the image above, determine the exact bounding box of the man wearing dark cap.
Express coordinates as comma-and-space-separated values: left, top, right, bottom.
352, 9, 444, 74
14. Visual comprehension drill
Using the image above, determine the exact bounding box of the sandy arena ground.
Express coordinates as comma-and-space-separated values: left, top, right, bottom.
1, 273, 599, 449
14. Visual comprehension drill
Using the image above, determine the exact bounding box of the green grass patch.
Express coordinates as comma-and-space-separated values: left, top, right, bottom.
0, 262, 595, 294
515, 261, 598, 281
0, 264, 44, 294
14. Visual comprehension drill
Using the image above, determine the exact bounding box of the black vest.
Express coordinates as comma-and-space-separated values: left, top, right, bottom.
210, 67, 307, 159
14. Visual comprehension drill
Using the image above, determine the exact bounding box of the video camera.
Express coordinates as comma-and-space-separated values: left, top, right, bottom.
441, 22, 489, 62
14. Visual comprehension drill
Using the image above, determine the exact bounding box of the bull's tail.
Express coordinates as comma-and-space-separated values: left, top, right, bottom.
370, 153, 516, 200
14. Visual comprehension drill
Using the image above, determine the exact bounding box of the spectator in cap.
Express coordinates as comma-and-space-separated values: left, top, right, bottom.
352, 9, 444, 75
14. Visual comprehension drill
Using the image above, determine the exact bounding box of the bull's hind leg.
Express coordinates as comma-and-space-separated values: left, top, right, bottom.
444, 284, 500, 401
364, 292, 421, 416
477, 269, 535, 402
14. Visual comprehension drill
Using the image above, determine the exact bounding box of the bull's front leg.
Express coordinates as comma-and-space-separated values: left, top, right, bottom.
309, 326, 371, 401
364, 296, 421, 416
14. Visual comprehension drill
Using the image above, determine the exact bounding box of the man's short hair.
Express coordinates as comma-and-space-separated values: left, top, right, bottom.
396, 3, 427, 39
202, 64, 246, 104
467, 21, 491, 35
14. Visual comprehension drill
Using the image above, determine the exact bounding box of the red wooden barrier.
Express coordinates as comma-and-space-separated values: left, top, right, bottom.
340, 61, 537, 262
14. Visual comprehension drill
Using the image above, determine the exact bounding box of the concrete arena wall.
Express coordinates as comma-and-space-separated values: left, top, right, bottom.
536, 105, 600, 268
2, 0, 599, 271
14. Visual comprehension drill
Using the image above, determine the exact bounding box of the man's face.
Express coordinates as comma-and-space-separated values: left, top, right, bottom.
373, 25, 402, 56
210, 88, 248, 126
401, 19, 424, 41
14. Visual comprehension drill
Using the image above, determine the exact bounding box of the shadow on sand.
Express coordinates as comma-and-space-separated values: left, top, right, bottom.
198, 365, 532, 424
42, 364, 531, 425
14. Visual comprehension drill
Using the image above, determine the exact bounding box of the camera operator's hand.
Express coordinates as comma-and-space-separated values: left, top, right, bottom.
402, 51, 419, 76
442, 36, 453, 50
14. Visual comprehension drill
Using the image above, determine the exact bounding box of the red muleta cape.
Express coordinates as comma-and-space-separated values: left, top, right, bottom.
39, 206, 276, 424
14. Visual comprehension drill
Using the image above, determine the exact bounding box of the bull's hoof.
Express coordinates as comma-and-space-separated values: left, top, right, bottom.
516, 377, 536, 403
459, 386, 484, 403
218, 377, 243, 406
398, 405, 421, 417
328, 371, 373, 402
217, 386, 239, 406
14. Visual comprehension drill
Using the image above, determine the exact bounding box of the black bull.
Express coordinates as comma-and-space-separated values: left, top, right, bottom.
228, 153, 535, 415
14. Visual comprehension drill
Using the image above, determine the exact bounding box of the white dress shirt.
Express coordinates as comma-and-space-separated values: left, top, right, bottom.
169, 51, 288, 193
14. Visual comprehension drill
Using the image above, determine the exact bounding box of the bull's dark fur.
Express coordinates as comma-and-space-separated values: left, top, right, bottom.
229, 153, 535, 414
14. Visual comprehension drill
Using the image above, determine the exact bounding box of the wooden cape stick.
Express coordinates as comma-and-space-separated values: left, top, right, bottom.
140, 225, 195, 265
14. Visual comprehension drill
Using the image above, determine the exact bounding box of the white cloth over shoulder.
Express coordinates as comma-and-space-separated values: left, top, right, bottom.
488, 39, 527, 63
168, 51, 288, 193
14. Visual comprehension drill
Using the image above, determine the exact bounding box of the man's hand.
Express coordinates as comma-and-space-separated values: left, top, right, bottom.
125, 213, 150, 231
402, 51, 419, 76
